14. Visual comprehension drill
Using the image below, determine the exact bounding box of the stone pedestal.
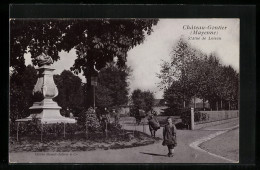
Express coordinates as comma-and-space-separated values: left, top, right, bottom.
16, 65, 76, 124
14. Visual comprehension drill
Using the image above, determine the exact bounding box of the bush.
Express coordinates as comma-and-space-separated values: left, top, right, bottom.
10, 117, 42, 136
77, 107, 102, 133
10, 117, 81, 138
194, 111, 209, 122
86, 113, 102, 132
10, 107, 122, 139
179, 108, 191, 126
41, 123, 81, 136
107, 122, 122, 133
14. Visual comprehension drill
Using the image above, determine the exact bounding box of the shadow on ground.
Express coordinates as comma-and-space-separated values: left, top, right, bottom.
139, 152, 167, 157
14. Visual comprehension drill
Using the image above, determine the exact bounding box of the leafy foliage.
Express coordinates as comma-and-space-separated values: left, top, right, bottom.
64, 19, 159, 73
95, 85, 113, 108
162, 82, 186, 116
130, 89, 155, 121
96, 63, 131, 108
10, 20, 70, 72
10, 19, 158, 107
179, 108, 192, 127
158, 37, 204, 92
10, 65, 38, 122
77, 107, 102, 133
158, 38, 239, 113
53, 70, 84, 117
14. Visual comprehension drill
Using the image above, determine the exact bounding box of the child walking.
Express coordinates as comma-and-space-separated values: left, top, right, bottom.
162, 117, 177, 157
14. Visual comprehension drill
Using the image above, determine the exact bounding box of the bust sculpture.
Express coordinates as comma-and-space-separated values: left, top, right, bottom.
35, 46, 53, 67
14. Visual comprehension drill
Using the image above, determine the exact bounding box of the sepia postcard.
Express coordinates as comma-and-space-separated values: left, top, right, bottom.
9, 17, 241, 164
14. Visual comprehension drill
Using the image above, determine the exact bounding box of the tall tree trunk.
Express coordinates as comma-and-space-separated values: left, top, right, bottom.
85, 74, 93, 109
85, 59, 95, 109
216, 101, 218, 111
229, 101, 231, 110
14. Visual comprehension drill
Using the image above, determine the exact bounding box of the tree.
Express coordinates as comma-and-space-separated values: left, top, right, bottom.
10, 19, 159, 108
218, 65, 239, 110
10, 65, 38, 122
198, 54, 223, 110
53, 70, 84, 117
10, 20, 70, 73
131, 89, 155, 113
158, 38, 204, 108
163, 81, 188, 116
142, 91, 155, 113
65, 19, 158, 108
95, 85, 113, 108
96, 62, 131, 108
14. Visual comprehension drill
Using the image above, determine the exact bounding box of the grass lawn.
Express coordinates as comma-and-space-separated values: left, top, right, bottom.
199, 128, 239, 161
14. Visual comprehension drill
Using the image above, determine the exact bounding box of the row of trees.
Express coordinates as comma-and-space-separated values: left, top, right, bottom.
158, 38, 239, 115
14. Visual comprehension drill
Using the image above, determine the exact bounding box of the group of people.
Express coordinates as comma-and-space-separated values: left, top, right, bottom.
147, 110, 177, 157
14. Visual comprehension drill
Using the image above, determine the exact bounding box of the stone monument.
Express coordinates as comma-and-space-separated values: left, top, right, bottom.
16, 47, 76, 124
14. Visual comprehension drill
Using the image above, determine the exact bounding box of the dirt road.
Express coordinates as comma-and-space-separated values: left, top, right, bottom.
9, 119, 239, 163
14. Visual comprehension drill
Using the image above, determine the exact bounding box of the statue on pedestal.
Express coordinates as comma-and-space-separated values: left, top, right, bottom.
32, 46, 58, 102
16, 45, 76, 124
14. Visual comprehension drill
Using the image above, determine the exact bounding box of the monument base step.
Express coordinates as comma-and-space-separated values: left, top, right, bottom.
16, 114, 76, 124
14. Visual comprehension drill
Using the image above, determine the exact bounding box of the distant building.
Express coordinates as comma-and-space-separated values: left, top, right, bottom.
189, 97, 210, 109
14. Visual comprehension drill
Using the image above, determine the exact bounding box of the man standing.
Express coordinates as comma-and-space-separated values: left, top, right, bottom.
148, 110, 160, 137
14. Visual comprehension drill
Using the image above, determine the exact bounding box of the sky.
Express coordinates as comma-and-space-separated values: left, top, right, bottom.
24, 19, 239, 99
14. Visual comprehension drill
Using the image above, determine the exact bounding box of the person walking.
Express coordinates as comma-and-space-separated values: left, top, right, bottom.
147, 111, 160, 137
162, 117, 177, 157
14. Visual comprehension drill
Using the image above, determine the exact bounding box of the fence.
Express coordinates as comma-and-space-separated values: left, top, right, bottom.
119, 117, 148, 136
194, 110, 239, 124
191, 109, 239, 130
119, 116, 182, 136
